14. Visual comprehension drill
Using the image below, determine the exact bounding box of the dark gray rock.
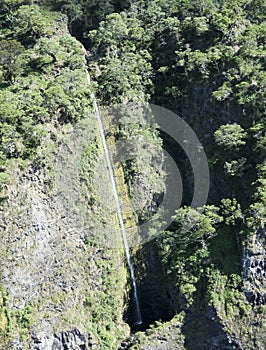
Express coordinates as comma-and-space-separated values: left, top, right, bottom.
54, 328, 88, 350
243, 227, 266, 308
30, 329, 89, 350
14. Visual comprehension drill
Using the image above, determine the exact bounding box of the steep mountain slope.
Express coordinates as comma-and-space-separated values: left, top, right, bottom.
0, 4, 130, 349
0, 1, 265, 349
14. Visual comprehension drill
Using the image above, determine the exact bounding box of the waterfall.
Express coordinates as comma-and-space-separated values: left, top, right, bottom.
86, 73, 142, 325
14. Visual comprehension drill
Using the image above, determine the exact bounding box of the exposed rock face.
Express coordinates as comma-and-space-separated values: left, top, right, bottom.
243, 227, 266, 308
30, 328, 89, 350
0, 169, 93, 348
54, 329, 89, 350
0, 120, 129, 349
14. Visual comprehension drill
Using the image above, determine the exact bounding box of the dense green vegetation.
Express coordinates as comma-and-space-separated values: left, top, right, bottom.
0, 2, 92, 197
0, 0, 265, 349
83, 2, 265, 345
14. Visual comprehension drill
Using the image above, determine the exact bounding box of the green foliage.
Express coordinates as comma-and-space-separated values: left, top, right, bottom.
89, 12, 153, 103
158, 206, 222, 302
182, 16, 209, 35
0, 0, 28, 13
0, 172, 9, 190
0, 87, 46, 160
79, 140, 99, 193
0, 0, 265, 347
6, 303, 35, 342
0, 90, 23, 124
0, 40, 24, 82
220, 198, 243, 225
206, 267, 259, 346
212, 82, 232, 101
0, 123, 23, 158
0, 3, 91, 210
32, 34, 86, 71
247, 163, 266, 228
12, 5, 54, 44
51, 0, 130, 31
167, 205, 223, 247
0, 286, 8, 345
224, 157, 247, 177
214, 123, 247, 151
0, 12, 90, 163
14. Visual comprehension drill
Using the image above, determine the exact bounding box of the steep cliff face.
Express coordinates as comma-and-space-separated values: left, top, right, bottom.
242, 228, 266, 348
0, 6, 130, 348
33, 328, 89, 350
1, 1, 265, 349
244, 228, 266, 307
127, 230, 266, 349
0, 116, 130, 349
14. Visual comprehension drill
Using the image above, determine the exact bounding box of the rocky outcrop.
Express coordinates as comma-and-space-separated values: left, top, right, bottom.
0, 119, 130, 349
30, 328, 89, 350
243, 227, 266, 308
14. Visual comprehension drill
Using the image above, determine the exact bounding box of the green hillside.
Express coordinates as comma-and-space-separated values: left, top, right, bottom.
0, 1, 265, 349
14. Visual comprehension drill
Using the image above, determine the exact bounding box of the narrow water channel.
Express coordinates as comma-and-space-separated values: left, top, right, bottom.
86, 71, 142, 326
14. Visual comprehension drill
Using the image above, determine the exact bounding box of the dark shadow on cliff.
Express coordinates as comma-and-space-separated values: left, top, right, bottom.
181, 275, 241, 350
159, 129, 194, 206
208, 226, 242, 277
124, 240, 178, 331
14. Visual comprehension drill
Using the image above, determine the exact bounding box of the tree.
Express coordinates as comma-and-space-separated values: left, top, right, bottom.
0, 40, 24, 82
13, 5, 53, 44
0, 123, 23, 158
0, 0, 29, 13
214, 123, 247, 151
224, 157, 247, 177
220, 198, 243, 225
162, 205, 223, 250
0, 90, 23, 124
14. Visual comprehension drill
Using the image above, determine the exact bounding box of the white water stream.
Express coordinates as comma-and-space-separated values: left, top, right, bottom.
86, 73, 142, 325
